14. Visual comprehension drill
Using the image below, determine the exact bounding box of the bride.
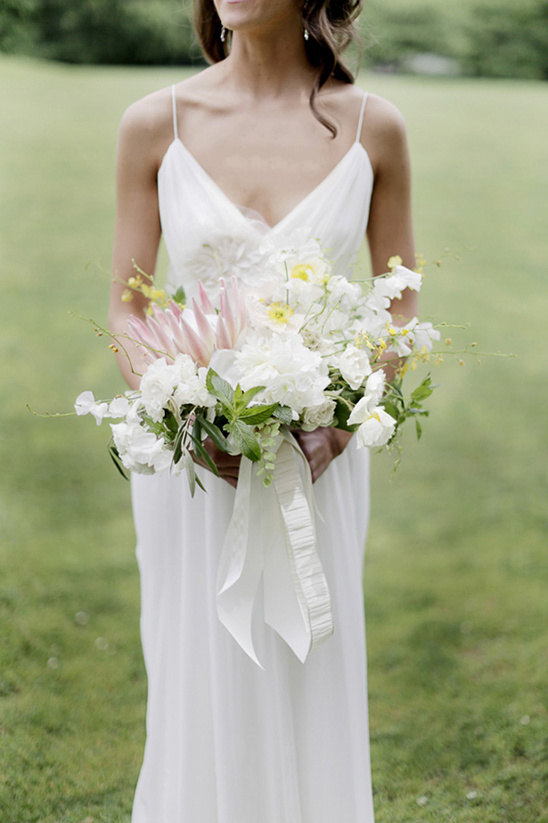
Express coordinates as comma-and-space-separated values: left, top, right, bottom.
109, 1, 417, 821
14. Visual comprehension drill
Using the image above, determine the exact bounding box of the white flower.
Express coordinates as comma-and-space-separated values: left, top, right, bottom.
301, 398, 336, 431
111, 418, 173, 475
172, 355, 215, 408
348, 370, 396, 448
326, 275, 362, 304
234, 331, 329, 415
354, 408, 396, 448
405, 318, 441, 352
74, 391, 109, 425
348, 370, 386, 422
370, 266, 423, 310
337, 344, 372, 390
108, 396, 131, 418
139, 358, 178, 422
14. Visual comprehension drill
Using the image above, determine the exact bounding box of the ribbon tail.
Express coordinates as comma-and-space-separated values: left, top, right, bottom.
216, 457, 265, 669
263, 434, 334, 663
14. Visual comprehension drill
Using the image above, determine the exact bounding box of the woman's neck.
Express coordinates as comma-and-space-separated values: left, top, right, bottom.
220, 25, 318, 101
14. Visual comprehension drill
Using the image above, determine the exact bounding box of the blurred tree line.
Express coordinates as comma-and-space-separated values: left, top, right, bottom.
1, 0, 548, 79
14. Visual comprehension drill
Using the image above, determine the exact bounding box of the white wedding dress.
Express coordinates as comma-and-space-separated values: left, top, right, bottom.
131, 86, 376, 823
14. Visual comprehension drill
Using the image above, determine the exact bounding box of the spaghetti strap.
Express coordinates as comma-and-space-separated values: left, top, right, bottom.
171, 84, 179, 140
355, 91, 369, 143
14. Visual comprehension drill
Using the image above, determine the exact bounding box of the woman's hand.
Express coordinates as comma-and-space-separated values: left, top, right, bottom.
293, 428, 353, 484
192, 437, 241, 489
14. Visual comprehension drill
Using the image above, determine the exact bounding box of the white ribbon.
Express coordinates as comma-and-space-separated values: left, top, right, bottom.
216, 430, 334, 668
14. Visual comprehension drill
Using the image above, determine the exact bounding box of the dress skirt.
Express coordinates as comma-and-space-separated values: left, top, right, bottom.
130, 443, 375, 823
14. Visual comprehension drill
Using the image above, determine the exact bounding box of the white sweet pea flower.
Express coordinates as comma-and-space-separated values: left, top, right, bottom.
347, 370, 395, 448
348, 370, 386, 422
326, 275, 362, 304
74, 391, 109, 425
111, 419, 174, 475
355, 408, 396, 448
370, 266, 423, 310
140, 358, 178, 422
172, 354, 216, 408
108, 396, 131, 418
337, 344, 372, 390
301, 398, 336, 432
404, 318, 441, 352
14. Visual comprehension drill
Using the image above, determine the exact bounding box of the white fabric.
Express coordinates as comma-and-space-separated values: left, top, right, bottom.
217, 433, 334, 668
131, 88, 376, 823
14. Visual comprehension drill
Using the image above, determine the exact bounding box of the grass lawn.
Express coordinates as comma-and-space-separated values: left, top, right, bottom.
0, 55, 547, 822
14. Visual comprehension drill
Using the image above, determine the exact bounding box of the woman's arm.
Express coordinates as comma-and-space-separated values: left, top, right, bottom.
109, 102, 164, 390
296, 95, 417, 482
109, 95, 241, 486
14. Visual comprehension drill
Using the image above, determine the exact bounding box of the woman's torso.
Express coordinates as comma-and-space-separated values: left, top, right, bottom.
156, 75, 375, 297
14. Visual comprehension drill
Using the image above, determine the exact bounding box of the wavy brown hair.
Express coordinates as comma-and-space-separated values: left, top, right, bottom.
193, 0, 364, 137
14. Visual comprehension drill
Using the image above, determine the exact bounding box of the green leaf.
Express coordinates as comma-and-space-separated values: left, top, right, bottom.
108, 445, 129, 481
381, 401, 401, 423
172, 424, 185, 465
272, 405, 293, 425
198, 413, 230, 453
206, 369, 235, 410
172, 285, 186, 307
239, 403, 279, 425
229, 419, 262, 461
411, 376, 434, 403
189, 432, 219, 476
183, 449, 196, 497
415, 419, 423, 440
240, 385, 266, 405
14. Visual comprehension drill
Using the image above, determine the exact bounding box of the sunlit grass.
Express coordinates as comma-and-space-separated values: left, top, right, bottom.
0, 55, 547, 821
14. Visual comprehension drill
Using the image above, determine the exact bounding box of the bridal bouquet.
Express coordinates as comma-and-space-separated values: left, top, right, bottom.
74, 235, 447, 666
76, 238, 440, 493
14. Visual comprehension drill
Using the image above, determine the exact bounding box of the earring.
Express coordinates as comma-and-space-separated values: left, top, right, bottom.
220, 26, 227, 43
304, 28, 310, 41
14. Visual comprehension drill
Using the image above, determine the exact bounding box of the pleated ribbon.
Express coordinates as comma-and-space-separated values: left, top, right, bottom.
216, 430, 334, 668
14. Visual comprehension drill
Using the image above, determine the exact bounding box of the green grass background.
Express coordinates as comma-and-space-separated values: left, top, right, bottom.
1, 55, 547, 822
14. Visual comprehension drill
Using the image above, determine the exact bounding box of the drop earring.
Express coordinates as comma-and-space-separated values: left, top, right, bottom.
220, 26, 227, 43
304, 28, 310, 41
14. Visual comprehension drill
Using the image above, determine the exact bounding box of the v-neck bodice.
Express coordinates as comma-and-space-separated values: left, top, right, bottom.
157, 88, 374, 300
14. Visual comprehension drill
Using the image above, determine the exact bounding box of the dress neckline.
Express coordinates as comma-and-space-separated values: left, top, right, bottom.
158, 137, 373, 233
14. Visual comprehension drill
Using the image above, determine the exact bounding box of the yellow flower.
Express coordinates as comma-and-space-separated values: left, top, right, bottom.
122, 289, 133, 303
267, 302, 294, 324
444, 337, 452, 347
291, 264, 313, 281
128, 276, 142, 288
149, 288, 166, 302
387, 255, 403, 271
415, 253, 427, 273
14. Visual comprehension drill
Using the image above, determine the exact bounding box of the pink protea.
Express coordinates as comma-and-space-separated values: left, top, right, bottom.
127, 277, 247, 367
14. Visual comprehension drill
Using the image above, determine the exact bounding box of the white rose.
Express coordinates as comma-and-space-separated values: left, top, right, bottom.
300, 398, 336, 432
337, 344, 372, 390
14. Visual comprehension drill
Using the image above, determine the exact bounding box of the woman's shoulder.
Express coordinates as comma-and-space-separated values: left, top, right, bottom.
320, 80, 407, 149
118, 86, 174, 167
